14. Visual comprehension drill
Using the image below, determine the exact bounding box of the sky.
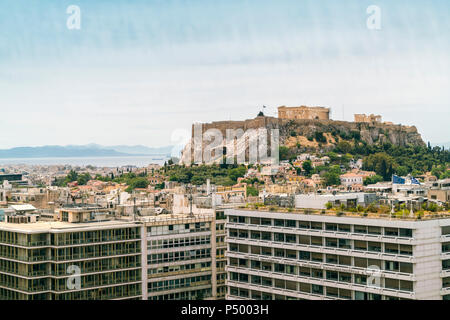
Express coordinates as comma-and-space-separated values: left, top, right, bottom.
0, 0, 449, 149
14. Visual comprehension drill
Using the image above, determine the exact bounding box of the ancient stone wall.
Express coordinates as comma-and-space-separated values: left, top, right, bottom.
354, 114, 382, 123
278, 106, 330, 120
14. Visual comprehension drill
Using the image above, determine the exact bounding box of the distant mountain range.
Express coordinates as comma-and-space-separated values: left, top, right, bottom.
0, 144, 174, 158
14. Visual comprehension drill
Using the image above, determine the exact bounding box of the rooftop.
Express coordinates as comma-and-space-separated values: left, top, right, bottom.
235, 205, 450, 221
0, 219, 140, 233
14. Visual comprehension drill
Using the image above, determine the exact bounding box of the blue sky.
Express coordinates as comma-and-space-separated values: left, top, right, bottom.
0, 0, 449, 148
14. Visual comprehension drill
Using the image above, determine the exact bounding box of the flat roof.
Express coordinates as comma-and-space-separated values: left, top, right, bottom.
0, 219, 141, 234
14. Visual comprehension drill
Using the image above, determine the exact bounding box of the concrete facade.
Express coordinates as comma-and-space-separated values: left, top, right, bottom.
224, 208, 450, 300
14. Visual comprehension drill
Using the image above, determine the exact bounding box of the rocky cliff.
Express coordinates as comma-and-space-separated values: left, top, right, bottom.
180, 116, 425, 164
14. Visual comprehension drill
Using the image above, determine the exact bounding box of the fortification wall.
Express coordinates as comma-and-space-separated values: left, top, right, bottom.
278, 106, 330, 120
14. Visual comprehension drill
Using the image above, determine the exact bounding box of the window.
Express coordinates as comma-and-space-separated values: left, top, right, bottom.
400, 280, 413, 292
399, 228, 413, 238
311, 284, 323, 295
299, 251, 310, 261
311, 222, 323, 230
299, 282, 310, 293
385, 261, 399, 272
354, 225, 367, 234
368, 226, 381, 235
286, 220, 296, 228
400, 244, 413, 256
251, 231, 260, 240
339, 255, 351, 266
262, 277, 272, 287
251, 260, 261, 270
326, 271, 338, 281
325, 223, 338, 231
274, 219, 285, 227
338, 239, 351, 249
311, 252, 323, 262
385, 228, 399, 237
311, 236, 323, 246
354, 240, 367, 251
354, 274, 367, 285
368, 242, 382, 252
299, 267, 310, 277
385, 278, 399, 290
338, 224, 351, 232
442, 226, 450, 235
385, 243, 399, 254
339, 272, 352, 283
325, 238, 338, 248
311, 269, 323, 279
286, 234, 296, 243
298, 221, 310, 229
261, 232, 271, 241
274, 233, 285, 242
261, 247, 272, 256
274, 249, 285, 258
326, 254, 338, 264
443, 242, 450, 253
299, 235, 310, 245
354, 257, 367, 268
400, 262, 413, 274
326, 286, 339, 297
274, 264, 285, 273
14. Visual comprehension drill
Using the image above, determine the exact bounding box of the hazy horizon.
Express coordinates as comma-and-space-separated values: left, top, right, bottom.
1, 0, 449, 148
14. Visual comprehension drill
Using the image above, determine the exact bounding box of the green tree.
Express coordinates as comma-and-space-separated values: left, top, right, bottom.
363, 174, 384, 186
302, 160, 313, 176
246, 186, 259, 197
363, 152, 395, 180
279, 146, 290, 161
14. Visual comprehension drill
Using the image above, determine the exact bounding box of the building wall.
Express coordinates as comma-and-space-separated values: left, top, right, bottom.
354, 114, 382, 123
224, 209, 450, 300
144, 215, 215, 300
0, 224, 142, 300
278, 106, 330, 120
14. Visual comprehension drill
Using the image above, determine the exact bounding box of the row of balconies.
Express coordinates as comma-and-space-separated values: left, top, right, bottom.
226, 237, 414, 264
226, 250, 415, 281
226, 222, 415, 245
226, 266, 415, 299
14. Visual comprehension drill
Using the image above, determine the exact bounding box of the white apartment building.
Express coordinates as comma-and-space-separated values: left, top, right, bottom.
225, 208, 450, 300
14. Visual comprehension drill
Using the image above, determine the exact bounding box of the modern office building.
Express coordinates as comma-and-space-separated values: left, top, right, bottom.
0, 205, 142, 300
225, 208, 450, 300
214, 207, 228, 299
142, 213, 215, 300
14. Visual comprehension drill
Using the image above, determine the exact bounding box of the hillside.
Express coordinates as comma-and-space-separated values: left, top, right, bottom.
180, 115, 425, 164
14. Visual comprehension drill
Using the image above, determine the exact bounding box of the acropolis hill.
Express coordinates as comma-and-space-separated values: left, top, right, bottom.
180, 105, 425, 164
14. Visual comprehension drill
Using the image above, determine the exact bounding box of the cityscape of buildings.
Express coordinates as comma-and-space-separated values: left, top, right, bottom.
0, 106, 449, 300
